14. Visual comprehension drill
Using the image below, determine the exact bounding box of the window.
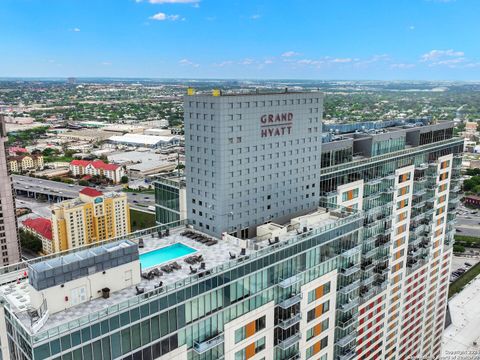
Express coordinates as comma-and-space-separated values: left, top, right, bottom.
308, 282, 331, 303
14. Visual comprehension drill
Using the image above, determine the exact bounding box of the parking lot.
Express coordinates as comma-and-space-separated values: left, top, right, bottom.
450, 255, 480, 282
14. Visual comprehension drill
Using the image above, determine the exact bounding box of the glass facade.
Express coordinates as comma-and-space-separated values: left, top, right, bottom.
154, 181, 181, 225
4, 212, 362, 360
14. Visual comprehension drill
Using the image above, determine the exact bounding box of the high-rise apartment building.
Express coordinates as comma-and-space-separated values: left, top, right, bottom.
185, 90, 323, 238
51, 187, 131, 252
0, 95, 462, 360
0, 114, 21, 266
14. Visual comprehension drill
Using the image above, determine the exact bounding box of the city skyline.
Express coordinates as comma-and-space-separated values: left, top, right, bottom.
1, 0, 480, 80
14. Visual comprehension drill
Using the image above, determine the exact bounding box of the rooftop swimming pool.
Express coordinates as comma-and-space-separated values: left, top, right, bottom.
139, 243, 197, 269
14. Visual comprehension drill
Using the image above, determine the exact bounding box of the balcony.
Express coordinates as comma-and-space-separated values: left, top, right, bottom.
338, 298, 359, 313
276, 333, 301, 350
193, 333, 224, 354
340, 265, 361, 277
339, 280, 360, 294
374, 266, 389, 276
341, 246, 361, 258
336, 331, 357, 347
361, 260, 374, 272
278, 313, 302, 330
338, 349, 356, 360
278, 293, 302, 309
278, 273, 302, 288
337, 313, 357, 329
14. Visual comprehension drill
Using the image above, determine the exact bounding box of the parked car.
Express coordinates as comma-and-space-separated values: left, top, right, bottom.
465, 262, 473, 267
457, 268, 466, 273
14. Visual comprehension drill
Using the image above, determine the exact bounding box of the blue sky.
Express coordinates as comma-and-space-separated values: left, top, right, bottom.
1, 0, 479, 80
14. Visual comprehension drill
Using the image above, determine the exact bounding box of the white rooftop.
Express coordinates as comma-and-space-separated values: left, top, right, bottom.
109, 133, 178, 145
443, 267, 480, 354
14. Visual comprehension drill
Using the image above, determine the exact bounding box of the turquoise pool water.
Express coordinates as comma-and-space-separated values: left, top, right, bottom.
140, 243, 197, 269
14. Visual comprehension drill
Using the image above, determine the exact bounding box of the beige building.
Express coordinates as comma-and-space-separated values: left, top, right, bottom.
51, 188, 131, 252
0, 115, 21, 266
8, 154, 44, 173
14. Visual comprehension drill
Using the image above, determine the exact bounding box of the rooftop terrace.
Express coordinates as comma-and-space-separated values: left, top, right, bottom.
0, 204, 359, 341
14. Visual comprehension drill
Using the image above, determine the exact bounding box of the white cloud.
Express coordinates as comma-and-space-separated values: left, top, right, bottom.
71, 28, 81, 32
420, 49, 464, 62
408, 25, 415, 30
101, 61, 112, 66
213, 61, 233, 67
150, 12, 181, 21
332, 58, 352, 63
264, 59, 273, 64
179, 59, 199, 67
240, 58, 254, 65
281, 51, 300, 57
391, 63, 416, 69
250, 14, 261, 20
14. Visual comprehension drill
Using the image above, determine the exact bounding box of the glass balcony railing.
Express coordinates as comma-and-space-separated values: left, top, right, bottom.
193, 333, 224, 354
337, 313, 358, 330
340, 265, 361, 277
338, 349, 356, 360
278, 273, 302, 288
278, 293, 302, 309
276, 333, 301, 350
336, 331, 357, 347
338, 280, 361, 294
277, 313, 302, 330
338, 298, 359, 313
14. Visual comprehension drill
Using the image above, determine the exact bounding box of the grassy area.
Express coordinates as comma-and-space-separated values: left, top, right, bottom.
130, 208, 156, 232
454, 235, 480, 247
123, 188, 155, 194
449, 260, 480, 298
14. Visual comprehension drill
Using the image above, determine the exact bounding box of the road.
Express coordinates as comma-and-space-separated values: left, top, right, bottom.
455, 203, 480, 237
12, 175, 155, 213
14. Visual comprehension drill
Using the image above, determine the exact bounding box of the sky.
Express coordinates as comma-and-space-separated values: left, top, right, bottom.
0, 0, 479, 80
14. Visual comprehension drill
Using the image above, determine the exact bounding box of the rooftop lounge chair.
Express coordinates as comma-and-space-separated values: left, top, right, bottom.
136, 286, 145, 295
190, 266, 197, 274
171, 262, 182, 270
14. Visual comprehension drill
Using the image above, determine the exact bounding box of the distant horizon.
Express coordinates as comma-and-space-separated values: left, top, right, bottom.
0, 77, 479, 83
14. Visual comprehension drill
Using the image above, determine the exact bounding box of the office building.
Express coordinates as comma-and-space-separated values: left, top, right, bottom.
51, 188, 131, 252
0, 115, 21, 266
0, 112, 461, 360
185, 90, 323, 238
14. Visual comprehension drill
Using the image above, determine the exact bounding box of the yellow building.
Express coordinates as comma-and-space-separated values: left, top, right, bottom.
8, 154, 44, 173
51, 187, 130, 252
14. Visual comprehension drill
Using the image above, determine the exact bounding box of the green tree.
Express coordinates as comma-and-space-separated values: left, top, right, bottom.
19, 229, 43, 253
120, 176, 129, 184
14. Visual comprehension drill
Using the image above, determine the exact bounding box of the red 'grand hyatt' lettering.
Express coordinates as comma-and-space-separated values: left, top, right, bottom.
260, 113, 293, 137
260, 113, 293, 123
261, 126, 292, 137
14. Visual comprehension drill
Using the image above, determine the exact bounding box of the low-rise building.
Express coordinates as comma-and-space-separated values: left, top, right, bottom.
51, 188, 130, 251
70, 159, 125, 183
22, 217, 54, 254
8, 154, 44, 173
464, 195, 480, 208
109, 133, 180, 148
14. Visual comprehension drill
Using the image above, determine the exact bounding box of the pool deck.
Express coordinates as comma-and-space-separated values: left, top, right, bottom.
6, 227, 244, 334
2, 207, 346, 336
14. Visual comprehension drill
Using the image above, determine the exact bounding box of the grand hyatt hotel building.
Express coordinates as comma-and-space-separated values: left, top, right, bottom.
0, 90, 462, 360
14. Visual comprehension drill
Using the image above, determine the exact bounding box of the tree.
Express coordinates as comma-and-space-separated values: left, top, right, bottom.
453, 244, 465, 253
120, 176, 129, 184
19, 229, 43, 253
79, 180, 89, 186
